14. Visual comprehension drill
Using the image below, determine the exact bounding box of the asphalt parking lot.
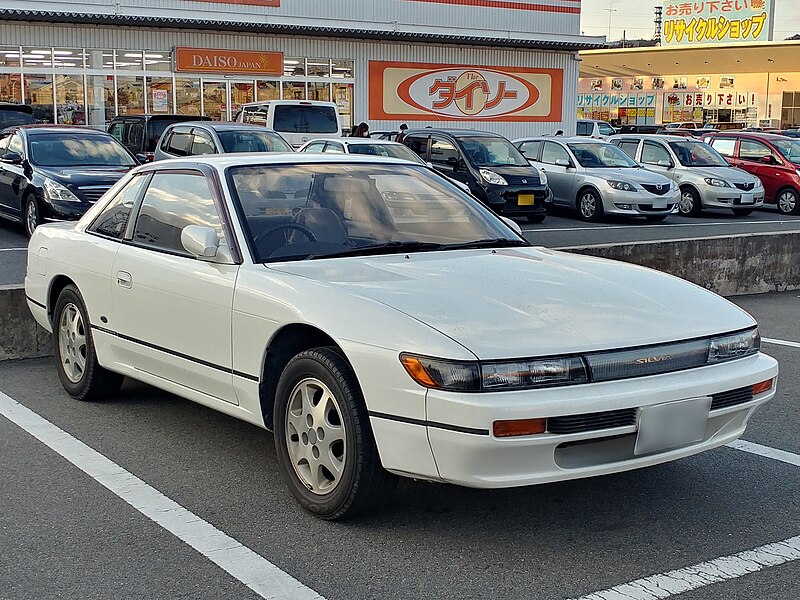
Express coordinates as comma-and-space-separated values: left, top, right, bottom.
1, 293, 798, 599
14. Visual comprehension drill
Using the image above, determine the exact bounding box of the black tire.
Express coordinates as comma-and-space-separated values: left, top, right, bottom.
678, 187, 703, 217
732, 208, 754, 217
645, 214, 669, 222
576, 188, 604, 222
273, 347, 397, 520
526, 214, 547, 224
53, 285, 124, 401
23, 194, 41, 238
776, 188, 800, 215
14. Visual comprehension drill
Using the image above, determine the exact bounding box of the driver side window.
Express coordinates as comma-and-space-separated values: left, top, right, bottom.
641, 142, 671, 165
429, 138, 460, 169
540, 141, 569, 165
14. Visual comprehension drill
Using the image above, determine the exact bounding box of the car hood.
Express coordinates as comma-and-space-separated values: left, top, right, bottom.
478, 164, 542, 185
35, 165, 134, 186
584, 167, 673, 186
267, 248, 754, 359
678, 166, 759, 183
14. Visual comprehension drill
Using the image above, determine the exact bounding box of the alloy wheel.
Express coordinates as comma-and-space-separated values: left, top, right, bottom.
579, 193, 597, 219
26, 198, 38, 237
778, 190, 797, 214
679, 191, 695, 215
59, 302, 87, 384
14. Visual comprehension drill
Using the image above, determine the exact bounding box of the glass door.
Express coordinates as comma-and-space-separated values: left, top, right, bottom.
202, 79, 227, 120
229, 80, 254, 119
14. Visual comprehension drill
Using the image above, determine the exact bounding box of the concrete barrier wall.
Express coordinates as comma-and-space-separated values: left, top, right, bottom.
2, 231, 799, 361
562, 231, 800, 298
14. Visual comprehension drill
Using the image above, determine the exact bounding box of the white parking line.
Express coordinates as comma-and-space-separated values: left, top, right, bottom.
524, 220, 799, 233
571, 535, 800, 600
762, 337, 800, 349
0, 391, 325, 600
0, 247, 26, 252
728, 440, 800, 467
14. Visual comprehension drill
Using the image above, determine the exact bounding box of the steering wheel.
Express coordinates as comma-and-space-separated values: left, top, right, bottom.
254, 222, 317, 257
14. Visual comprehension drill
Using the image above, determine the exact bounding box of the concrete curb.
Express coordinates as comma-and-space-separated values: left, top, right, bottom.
2, 231, 800, 361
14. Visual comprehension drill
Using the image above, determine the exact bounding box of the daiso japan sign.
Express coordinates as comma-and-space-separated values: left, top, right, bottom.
369, 61, 563, 122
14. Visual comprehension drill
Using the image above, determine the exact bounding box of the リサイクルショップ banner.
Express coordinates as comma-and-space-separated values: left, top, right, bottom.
369, 61, 564, 122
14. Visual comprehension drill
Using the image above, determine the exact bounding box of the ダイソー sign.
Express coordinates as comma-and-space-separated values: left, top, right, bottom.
369, 61, 563, 122
661, 0, 775, 46
174, 47, 283, 75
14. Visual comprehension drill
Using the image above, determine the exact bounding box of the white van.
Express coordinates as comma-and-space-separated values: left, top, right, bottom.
233, 100, 341, 147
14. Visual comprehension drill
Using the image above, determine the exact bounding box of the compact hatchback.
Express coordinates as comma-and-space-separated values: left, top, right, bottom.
612, 135, 764, 216
0, 125, 138, 236
402, 129, 549, 223
108, 114, 210, 162
154, 122, 292, 160
704, 132, 800, 215
514, 136, 678, 222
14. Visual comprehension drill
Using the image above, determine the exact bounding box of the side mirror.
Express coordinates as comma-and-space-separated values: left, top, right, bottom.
657, 159, 674, 168
554, 158, 571, 168
0, 152, 23, 165
500, 216, 523, 235
181, 225, 219, 260
761, 155, 778, 165
136, 153, 152, 163
426, 161, 434, 169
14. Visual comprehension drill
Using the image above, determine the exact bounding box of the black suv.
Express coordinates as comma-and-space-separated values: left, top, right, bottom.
0, 104, 34, 128
108, 114, 210, 162
401, 129, 549, 222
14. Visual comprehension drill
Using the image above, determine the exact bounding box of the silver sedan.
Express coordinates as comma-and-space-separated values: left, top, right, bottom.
514, 137, 679, 222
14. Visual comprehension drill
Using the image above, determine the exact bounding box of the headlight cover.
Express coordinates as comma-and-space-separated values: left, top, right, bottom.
708, 328, 761, 363
43, 178, 81, 202
538, 169, 548, 185
704, 177, 730, 187
479, 169, 508, 186
607, 180, 636, 191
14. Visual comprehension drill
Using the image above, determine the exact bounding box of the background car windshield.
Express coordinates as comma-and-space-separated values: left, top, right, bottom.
347, 143, 425, 164
459, 137, 528, 167
229, 163, 515, 262
771, 138, 800, 164
273, 105, 338, 134
668, 141, 728, 167
0, 110, 34, 127
219, 130, 293, 153
29, 134, 137, 167
568, 143, 638, 168
597, 122, 616, 136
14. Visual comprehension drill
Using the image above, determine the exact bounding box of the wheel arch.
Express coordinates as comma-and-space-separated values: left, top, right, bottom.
775, 185, 799, 201
575, 183, 601, 207
259, 323, 345, 429
47, 275, 77, 326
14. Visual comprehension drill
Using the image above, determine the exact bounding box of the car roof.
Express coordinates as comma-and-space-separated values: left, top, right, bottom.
513, 136, 608, 144
167, 121, 281, 133
404, 129, 504, 138
135, 153, 419, 171
6, 125, 112, 135
614, 134, 702, 142
708, 131, 788, 140
308, 137, 404, 146
238, 100, 337, 108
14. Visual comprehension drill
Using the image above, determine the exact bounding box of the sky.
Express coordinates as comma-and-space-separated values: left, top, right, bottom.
581, 0, 800, 41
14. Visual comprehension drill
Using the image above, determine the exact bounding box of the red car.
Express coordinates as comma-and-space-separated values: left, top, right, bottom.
703, 132, 800, 215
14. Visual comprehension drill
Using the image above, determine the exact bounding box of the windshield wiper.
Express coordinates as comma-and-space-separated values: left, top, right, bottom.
440, 238, 530, 251
305, 241, 445, 260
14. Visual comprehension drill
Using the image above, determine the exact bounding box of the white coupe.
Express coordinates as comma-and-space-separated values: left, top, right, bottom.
25, 154, 778, 519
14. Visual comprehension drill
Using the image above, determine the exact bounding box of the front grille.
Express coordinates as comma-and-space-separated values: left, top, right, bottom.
641, 183, 671, 196
734, 182, 755, 191
638, 204, 675, 212
548, 408, 637, 434
78, 185, 112, 203
710, 386, 754, 410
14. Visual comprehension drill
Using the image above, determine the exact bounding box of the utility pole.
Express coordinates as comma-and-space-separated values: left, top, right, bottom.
605, 1, 618, 42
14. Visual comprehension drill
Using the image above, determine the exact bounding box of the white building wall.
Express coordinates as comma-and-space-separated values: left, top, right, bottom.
0, 22, 579, 138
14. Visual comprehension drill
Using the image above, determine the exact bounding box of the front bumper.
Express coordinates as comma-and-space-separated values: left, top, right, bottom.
376, 353, 777, 488
483, 184, 549, 217
41, 198, 93, 222
602, 188, 680, 216
699, 185, 765, 209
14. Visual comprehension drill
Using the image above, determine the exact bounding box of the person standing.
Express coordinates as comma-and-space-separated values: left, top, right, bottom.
352, 122, 370, 137
396, 123, 408, 143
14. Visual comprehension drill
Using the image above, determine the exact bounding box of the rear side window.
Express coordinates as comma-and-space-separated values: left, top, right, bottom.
403, 136, 427, 159
166, 128, 193, 156
242, 106, 269, 126
576, 122, 591, 136
125, 123, 144, 151
710, 138, 736, 157
540, 141, 570, 165
518, 140, 541, 160
617, 140, 640, 159
88, 174, 149, 240
273, 105, 338, 134
190, 129, 216, 155
109, 122, 125, 142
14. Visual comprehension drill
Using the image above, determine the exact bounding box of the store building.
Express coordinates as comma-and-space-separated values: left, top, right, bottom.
577, 41, 800, 129
0, 1, 602, 139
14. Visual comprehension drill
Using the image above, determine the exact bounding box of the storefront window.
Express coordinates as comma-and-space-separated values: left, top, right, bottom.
117, 76, 145, 114
333, 82, 353, 130
307, 59, 330, 78
257, 80, 280, 101
144, 51, 171, 72
147, 77, 174, 113
53, 49, 86, 69
202, 80, 227, 120
0, 74, 22, 103
284, 57, 305, 77
22, 48, 55, 69
308, 82, 330, 102
332, 60, 354, 79
115, 50, 144, 71
0, 47, 22, 68
55, 74, 86, 124
24, 74, 54, 123
87, 49, 114, 69
230, 81, 254, 115
86, 74, 115, 127
283, 81, 306, 101
176, 77, 201, 116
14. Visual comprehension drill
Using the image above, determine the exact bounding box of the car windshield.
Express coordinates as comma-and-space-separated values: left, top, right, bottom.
347, 143, 425, 164
218, 130, 293, 153
568, 143, 638, 168
229, 163, 524, 262
770, 138, 800, 164
668, 141, 728, 167
29, 133, 137, 167
459, 136, 528, 167
598, 122, 616, 136
272, 105, 338, 134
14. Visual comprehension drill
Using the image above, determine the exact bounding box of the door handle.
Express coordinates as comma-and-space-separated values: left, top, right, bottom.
116, 270, 132, 288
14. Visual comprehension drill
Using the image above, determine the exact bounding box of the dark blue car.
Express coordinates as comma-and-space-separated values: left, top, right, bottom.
0, 125, 138, 236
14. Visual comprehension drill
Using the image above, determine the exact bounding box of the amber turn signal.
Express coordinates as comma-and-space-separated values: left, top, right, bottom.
493, 418, 547, 437
400, 355, 438, 387
752, 379, 773, 395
